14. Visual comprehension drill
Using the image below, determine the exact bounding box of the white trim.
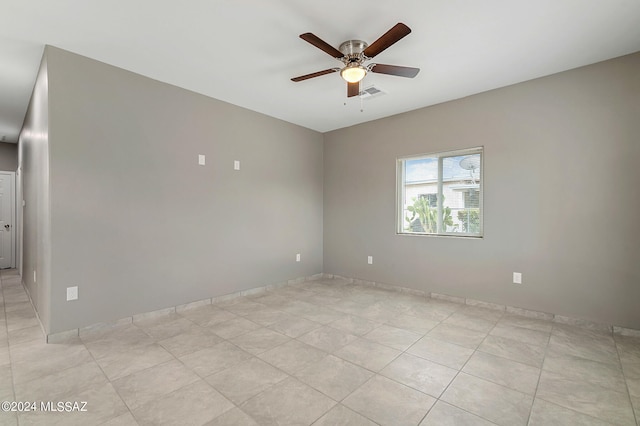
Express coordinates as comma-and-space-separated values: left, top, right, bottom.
396, 146, 484, 162
11, 171, 16, 268
0, 171, 16, 268
396, 146, 484, 238
328, 274, 636, 335
15, 166, 23, 276
43, 272, 324, 343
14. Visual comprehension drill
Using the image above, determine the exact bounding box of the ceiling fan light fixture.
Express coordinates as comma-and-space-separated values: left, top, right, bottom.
340, 63, 367, 83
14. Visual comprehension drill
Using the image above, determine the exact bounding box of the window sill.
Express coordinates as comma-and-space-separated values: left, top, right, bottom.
396, 232, 483, 239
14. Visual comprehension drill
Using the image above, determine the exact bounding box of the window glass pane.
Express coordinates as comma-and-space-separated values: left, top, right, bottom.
403, 157, 438, 233
442, 154, 481, 234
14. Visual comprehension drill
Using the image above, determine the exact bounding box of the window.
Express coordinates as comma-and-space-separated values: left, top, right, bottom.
397, 147, 483, 237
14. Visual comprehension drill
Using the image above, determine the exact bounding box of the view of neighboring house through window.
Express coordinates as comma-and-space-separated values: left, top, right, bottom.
397, 147, 483, 237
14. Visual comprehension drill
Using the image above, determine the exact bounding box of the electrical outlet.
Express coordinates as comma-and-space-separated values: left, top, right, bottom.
296, 253, 301, 262
367, 256, 373, 265
33, 270, 36, 283
67, 286, 78, 301
234, 160, 240, 170
513, 272, 522, 284
198, 154, 205, 165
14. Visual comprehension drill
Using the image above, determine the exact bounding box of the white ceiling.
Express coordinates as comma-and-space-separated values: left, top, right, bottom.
1, 0, 640, 143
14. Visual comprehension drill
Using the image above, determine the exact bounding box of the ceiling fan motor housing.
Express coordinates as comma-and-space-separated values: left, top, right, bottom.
339, 40, 369, 62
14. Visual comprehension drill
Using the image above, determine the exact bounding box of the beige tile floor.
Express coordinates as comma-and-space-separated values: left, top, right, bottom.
1, 269, 639, 425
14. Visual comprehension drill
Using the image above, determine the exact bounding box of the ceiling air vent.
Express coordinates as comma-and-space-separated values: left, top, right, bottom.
359, 85, 386, 99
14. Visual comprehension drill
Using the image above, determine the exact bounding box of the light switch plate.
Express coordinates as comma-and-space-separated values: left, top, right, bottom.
513, 272, 522, 284
198, 154, 206, 165
234, 160, 240, 170
67, 286, 78, 301
296, 253, 301, 262
367, 256, 373, 265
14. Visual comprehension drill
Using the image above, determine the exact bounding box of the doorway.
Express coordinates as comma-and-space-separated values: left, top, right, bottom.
0, 171, 16, 269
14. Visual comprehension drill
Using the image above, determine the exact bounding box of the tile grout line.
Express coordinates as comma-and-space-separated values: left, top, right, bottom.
333, 274, 639, 337
4, 275, 639, 425
613, 334, 639, 426
389, 304, 506, 424
46, 273, 325, 344
13, 286, 556, 425
165, 307, 314, 424
1, 275, 20, 426
138, 297, 402, 424
202, 327, 332, 425
98, 313, 238, 424
317, 290, 550, 420
529, 323, 635, 425
414, 306, 461, 425
125, 298, 324, 423
524, 323, 552, 426
82, 340, 140, 425
201, 285, 436, 424
421, 312, 505, 426
83, 298, 234, 422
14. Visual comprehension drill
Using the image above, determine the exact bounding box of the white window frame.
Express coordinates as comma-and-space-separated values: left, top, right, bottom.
396, 146, 483, 238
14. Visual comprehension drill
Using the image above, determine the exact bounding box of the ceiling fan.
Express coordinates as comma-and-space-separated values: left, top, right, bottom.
291, 23, 420, 98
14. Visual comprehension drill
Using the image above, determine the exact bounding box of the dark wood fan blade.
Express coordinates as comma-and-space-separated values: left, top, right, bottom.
347, 82, 360, 98
300, 33, 344, 58
371, 64, 420, 78
291, 68, 339, 82
363, 23, 411, 58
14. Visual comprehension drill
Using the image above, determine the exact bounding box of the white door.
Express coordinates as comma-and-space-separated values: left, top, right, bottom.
0, 172, 15, 269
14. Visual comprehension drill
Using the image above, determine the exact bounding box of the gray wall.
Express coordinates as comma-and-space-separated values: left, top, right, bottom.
18, 53, 52, 332
0, 142, 18, 171
42, 47, 323, 333
324, 52, 640, 329
20, 46, 640, 334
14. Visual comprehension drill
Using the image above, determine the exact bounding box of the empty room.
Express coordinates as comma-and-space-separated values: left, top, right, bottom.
1, 1, 639, 425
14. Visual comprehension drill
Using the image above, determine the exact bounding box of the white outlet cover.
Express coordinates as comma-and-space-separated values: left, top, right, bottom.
296, 253, 301, 262
33, 270, 36, 283
234, 160, 240, 170
67, 286, 78, 301
198, 154, 206, 165
367, 256, 373, 265
513, 272, 522, 284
